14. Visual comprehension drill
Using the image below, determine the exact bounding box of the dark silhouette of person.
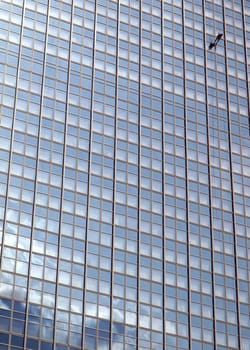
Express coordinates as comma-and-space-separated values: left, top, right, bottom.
208, 33, 223, 50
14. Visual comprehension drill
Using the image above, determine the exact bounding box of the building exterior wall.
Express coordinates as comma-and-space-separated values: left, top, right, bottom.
0, 0, 250, 349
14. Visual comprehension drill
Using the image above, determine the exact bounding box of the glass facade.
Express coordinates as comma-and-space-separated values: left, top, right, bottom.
0, 0, 249, 349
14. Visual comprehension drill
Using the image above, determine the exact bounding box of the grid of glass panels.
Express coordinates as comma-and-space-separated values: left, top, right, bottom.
0, 0, 249, 349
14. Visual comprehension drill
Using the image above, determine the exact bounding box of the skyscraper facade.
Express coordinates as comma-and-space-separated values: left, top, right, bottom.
0, 0, 249, 349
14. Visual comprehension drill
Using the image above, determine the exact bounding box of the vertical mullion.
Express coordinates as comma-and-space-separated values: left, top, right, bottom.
0, 0, 25, 270
160, 0, 166, 349
23, 0, 51, 348
136, 0, 142, 348
109, 0, 120, 348
241, 0, 250, 133
202, 1, 217, 348
81, 0, 98, 349
181, 1, 191, 349
52, 1, 74, 348
221, 1, 241, 349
